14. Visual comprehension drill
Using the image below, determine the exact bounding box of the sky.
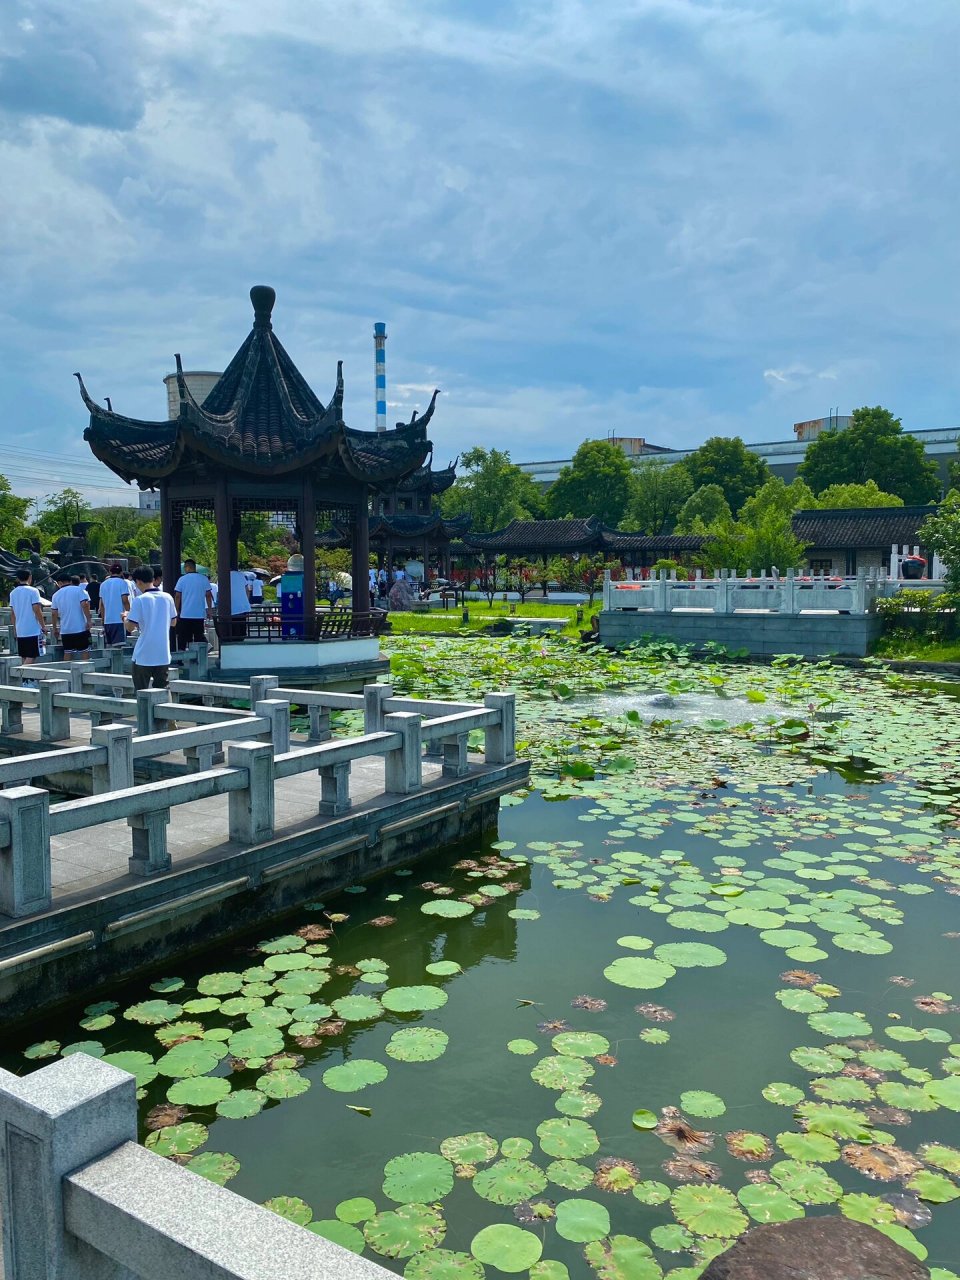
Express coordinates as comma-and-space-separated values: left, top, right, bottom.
1, 0, 958, 507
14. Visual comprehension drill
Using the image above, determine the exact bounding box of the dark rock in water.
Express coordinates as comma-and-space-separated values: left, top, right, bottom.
701, 1218, 926, 1280
648, 693, 677, 708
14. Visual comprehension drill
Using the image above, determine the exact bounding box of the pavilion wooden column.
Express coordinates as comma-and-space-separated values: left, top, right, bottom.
214, 477, 233, 642
352, 487, 371, 616
159, 481, 178, 586
301, 477, 316, 641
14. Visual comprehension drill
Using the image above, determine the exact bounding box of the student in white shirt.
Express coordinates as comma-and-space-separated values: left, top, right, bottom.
51, 575, 92, 659
226, 568, 252, 639
99, 564, 130, 646
174, 559, 213, 648
9, 569, 46, 664
124, 566, 177, 689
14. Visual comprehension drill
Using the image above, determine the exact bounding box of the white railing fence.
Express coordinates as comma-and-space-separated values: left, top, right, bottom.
602, 567, 883, 615
0, 1053, 395, 1279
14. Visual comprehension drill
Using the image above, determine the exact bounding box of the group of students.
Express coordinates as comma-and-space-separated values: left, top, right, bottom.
8, 561, 264, 691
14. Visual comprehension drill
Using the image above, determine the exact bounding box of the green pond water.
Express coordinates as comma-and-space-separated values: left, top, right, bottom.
5, 639, 960, 1278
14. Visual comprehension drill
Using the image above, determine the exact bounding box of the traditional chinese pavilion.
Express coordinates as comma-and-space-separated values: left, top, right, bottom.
77, 285, 435, 645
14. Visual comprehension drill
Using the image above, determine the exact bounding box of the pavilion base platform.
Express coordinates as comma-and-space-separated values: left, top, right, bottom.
211, 637, 388, 690
600, 609, 884, 658
0, 756, 528, 1027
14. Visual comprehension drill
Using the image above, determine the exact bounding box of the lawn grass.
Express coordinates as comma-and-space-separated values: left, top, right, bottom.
871, 633, 960, 663
384, 599, 589, 639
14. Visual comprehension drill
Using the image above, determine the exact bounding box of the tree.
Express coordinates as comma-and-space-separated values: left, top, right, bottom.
621, 459, 692, 533
946, 458, 960, 495
814, 479, 903, 509
920, 495, 960, 594
442, 447, 543, 532
799, 406, 941, 504
738, 476, 815, 524
0, 474, 31, 548
705, 509, 809, 575
683, 437, 770, 515
674, 484, 733, 534
35, 488, 93, 541
544, 440, 634, 526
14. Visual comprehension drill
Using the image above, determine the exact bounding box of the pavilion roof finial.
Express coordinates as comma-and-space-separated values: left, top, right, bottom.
250, 284, 276, 330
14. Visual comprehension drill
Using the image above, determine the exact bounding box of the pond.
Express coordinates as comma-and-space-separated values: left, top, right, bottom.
6, 639, 960, 1278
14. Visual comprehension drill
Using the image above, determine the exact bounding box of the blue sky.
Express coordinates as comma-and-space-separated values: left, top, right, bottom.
1, 0, 958, 505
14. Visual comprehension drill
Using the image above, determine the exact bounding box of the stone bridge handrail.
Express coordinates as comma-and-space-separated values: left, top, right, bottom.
602, 567, 881, 616
49, 765, 249, 835
0, 1053, 396, 1280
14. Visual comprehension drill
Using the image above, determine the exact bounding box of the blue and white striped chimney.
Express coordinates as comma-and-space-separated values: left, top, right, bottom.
374, 321, 387, 432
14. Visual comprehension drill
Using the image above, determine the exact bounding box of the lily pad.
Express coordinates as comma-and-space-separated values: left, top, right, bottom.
257, 1069, 311, 1099
473, 1159, 548, 1205
381, 986, 448, 1013
603, 956, 676, 989
554, 1198, 610, 1243
144, 1122, 208, 1156
365, 1204, 446, 1259
507, 1039, 538, 1055
737, 1183, 805, 1223
384, 1152, 456, 1203
155, 1041, 225, 1079
537, 1118, 600, 1159
197, 973, 243, 996
671, 1183, 747, 1237
23, 1040, 60, 1060
386, 1028, 449, 1063
530, 1056, 594, 1091
166, 1076, 231, 1107
582, 1235, 661, 1280
807, 1011, 873, 1039
186, 1151, 240, 1184
470, 1224, 542, 1273
679, 1090, 725, 1118
322, 1060, 387, 1093
332, 995, 384, 1021
422, 900, 474, 918
770, 1159, 843, 1205
405, 1250, 485, 1279
123, 999, 182, 1026
264, 1195, 312, 1224
547, 1160, 594, 1190
653, 942, 727, 969
762, 1082, 804, 1107
552, 1032, 610, 1058
101, 1051, 159, 1088
440, 1133, 499, 1165
216, 1089, 266, 1119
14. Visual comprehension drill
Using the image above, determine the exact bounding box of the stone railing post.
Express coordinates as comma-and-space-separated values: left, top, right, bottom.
654, 570, 668, 613
0, 786, 52, 917
67, 661, 94, 695
781, 569, 797, 615
318, 761, 352, 815
226, 741, 275, 844
0, 1054, 138, 1280
483, 692, 516, 764
1, 687, 23, 735
5, 622, 16, 657
308, 704, 332, 742
364, 683, 392, 733
108, 645, 128, 675
90, 724, 134, 794
384, 711, 422, 794
255, 698, 291, 755
136, 688, 168, 736
602, 569, 612, 610
715, 574, 731, 615
185, 641, 209, 681
38, 678, 71, 742
249, 674, 279, 708
852, 568, 867, 615
128, 809, 171, 876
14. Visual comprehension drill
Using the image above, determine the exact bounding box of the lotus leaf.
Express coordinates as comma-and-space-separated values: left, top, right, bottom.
839, 1192, 898, 1225
508, 909, 540, 920
257, 1069, 311, 1099
507, 1039, 538, 1055
384, 1152, 456, 1204
770, 1160, 843, 1205
166, 1076, 231, 1106
422, 900, 474, 918
264, 1195, 313, 1224
616, 935, 653, 950
186, 1151, 240, 1184
332, 995, 384, 1021
632, 1179, 671, 1205
811, 1076, 874, 1105
322, 1060, 387, 1093
124, 1000, 182, 1026
530, 1056, 594, 1090
61, 1040, 105, 1058
150, 976, 185, 993
386, 1028, 449, 1062
552, 1032, 610, 1058
736, 1184, 804, 1223
440, 1133, 499, 1165
776, 989, 828, 1014
470, 1224, 542, 1273
582, 1235, 661, 1280
776, 1131, 839, 1162
183, 997, 221, 1014
679, 1090, 725, 1118
216, 1089, 266, 1119
554, 1198, 610, 1243
653, 942, 726, 969
381, 986, 448, 1013
918, 1143, 960, 1174
155, 1020, 206, 1046
807, 1011, 873, 1038
144, 1122, 208, 1156
603, 957, 676, 989
79, 1013, 115, 1031
23, 1040, 59, 1059
425, 962, 462, 976
906, 1170, 959, 1203
666, 911, 728, 933
537, 1118, 600, 1159
790, 1046, 844, 1073
404, 1249, 485, 1279
336, 1197, 378, 1223
762, 1082, 804, 1106
258, 934, 307, 954
556, 1090, 602, 1118
876, 1082, 938, 1112
473, 1159, 548, 1205
365, 1204, 446, 1259
725, 1130, 773, 1161
547, 1160, 594, 1190
101, 1051, 159, 1088
926, 1077, 960, 1110
860, 1048, 908, 1071
872, 1224, 927, 1261
155, 1041, 225, 1079
529, 1264, 570, 1280
197, 973, 243, 996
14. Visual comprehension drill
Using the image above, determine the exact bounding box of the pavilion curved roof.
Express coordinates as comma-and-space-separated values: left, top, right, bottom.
78, 285, 435, 489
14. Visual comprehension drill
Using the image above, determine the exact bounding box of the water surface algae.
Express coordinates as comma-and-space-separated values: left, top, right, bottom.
9, 638, 960, 1277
